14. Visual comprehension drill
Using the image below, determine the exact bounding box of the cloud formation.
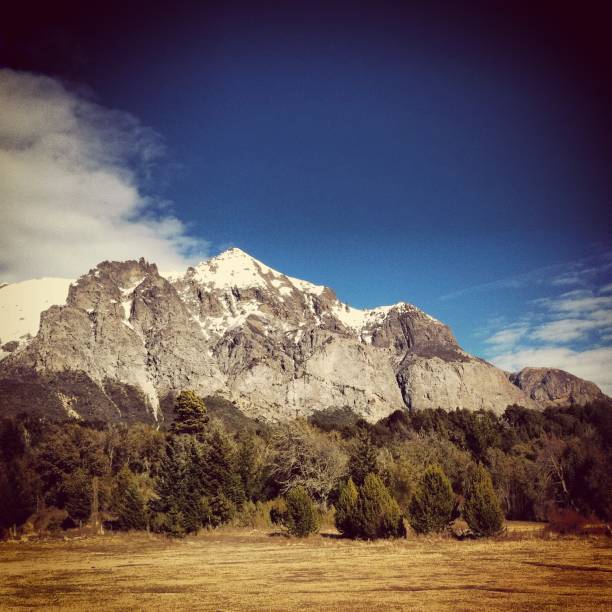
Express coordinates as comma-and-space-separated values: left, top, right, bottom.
0, 69, 208, 282
492, 346, 612, 396
485, 285, 612, 395
440, 251, 612, 301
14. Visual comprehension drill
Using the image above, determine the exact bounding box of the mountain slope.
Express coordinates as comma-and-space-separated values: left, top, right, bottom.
0, 249, 607, 422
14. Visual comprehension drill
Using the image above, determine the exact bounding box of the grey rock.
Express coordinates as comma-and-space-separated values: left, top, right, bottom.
510, 367, 607, 406
0, 248, 607, 423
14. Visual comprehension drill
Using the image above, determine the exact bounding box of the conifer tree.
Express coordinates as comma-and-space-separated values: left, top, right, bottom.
204, 430, 244, 505
284, 486, 320, 537
408, 465, 455, 534
353, 473, 405, 539
348, 428, 378, 486
150, 437, 203, 536
463, 464, 505, 536
171, 391, 209, 439
335, 478, 358, 537
114, 466, 147, 531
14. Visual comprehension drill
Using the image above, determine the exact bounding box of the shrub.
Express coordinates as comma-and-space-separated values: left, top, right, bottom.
546, 506, 593, 535
463, 464, 505, 536
335, 478, 358, 537
408, 465, 455, 534
352, 473, 405, 539
203, 493, 236, 528
284, 486, 320, 537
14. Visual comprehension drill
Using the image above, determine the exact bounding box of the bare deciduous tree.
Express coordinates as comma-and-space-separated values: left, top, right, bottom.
268, 420, 347, 505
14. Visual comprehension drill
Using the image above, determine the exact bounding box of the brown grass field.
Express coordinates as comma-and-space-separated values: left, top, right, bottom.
0, 523, 610, 611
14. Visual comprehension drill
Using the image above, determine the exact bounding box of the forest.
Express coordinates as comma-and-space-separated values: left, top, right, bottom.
1, 392, 610, 539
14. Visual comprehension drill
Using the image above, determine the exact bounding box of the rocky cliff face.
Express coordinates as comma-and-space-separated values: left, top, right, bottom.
0, 248, 607, 423
510, 367, 607, 406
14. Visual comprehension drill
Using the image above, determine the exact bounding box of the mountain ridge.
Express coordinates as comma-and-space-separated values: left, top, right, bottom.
0, 248, 608, 423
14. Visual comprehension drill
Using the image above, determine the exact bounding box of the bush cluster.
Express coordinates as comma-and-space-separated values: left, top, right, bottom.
335, 474, 405, 539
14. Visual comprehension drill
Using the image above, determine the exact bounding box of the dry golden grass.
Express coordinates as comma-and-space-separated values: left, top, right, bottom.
0, 523, 610, 611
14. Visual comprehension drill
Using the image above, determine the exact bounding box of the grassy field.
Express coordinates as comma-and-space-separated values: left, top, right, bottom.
0, 524, 610, 610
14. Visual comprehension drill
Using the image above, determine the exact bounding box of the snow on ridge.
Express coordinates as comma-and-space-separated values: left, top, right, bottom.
287, 275, 326, 296
332, 300, 439, 333
171, 247, 328, 298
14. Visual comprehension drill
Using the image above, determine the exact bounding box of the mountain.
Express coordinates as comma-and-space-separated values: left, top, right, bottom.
511, 367, 608, 406
0, 248, 607, 423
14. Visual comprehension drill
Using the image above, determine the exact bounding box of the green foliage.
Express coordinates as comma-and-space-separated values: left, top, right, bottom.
113, 466, 147, 531
463, 464, 505, 536
236, 432, 264, 501
0, 459, 37, 532
348, 428, 379, 485
352, 473, 405, 539
1, 397, 611, 537
335, 478, 358, 537
149, 437, 204, 536
61, 468, 92, 522
203, 493, 236, 528
284, 486, 320, 537
171, 391, 209, 439
408, 465, 455, 534
203, 430, 244, 507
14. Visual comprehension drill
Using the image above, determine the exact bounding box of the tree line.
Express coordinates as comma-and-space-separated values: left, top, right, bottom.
0, 392, 610, 538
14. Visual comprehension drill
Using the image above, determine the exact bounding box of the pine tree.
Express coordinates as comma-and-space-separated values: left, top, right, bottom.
353, 473, 405, 539
408, 465, 455, 534
150, 437, 203, 536
114, 466, 147, 531
335, 478, 358, 537
203, 430, 244, 509
348, 428, 378, 486
463, 464, 505, 536
284, 486, 320, 537
171, 391, 209, 439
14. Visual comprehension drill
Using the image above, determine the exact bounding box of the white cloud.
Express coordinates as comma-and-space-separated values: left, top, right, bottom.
550, 294, 612, 314
439, 251, 612, 301
484, 324, 528, 349
531, 318, 602, 343
0, 69, 208, 282
491, 346, 612, 396
601, 283, 612, 294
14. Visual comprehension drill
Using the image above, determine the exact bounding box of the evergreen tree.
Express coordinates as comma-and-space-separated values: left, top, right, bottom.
284, 486, 320, 537
204, 430, 244, 509
150, 437, 203, 536
335, 478, 358, 537
61, 468, 92, 522
463, 464, 505, 536
408, 465, 455, 534
236, 433, 262, 501
353, 473, 405, 539
348, 428, 378, 485
114, 466, 147, 531
171, 391, 209, 439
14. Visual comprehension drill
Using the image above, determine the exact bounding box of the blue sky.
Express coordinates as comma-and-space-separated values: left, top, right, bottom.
1, 2, 611, 390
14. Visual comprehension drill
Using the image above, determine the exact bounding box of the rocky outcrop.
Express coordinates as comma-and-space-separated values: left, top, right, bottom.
0, 248, 607, 423
510, 367, 607, 406
0, 259, 225, 422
